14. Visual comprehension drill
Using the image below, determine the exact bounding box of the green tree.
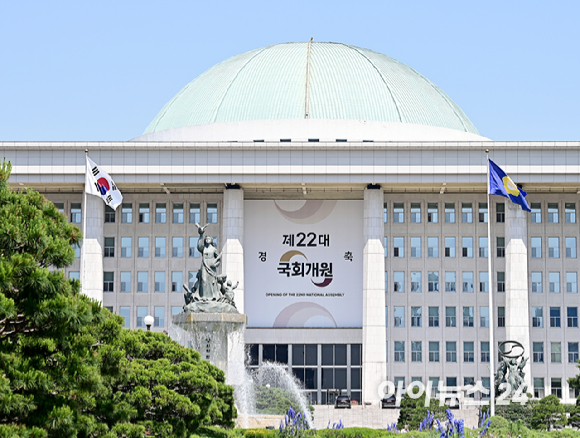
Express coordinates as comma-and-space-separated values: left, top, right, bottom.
531, 394, 567, 431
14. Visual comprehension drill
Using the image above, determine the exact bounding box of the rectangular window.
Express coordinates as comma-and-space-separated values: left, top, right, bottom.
533, 342, 544, 363
497, 271, 505, 292
393, 237, 404, 257
444, 203, 455, 223
173, 203, 184, 223
188, 271, 196, 290
428, 271, 439, 292
410, 203, 421, 223
481, 342, 490, 362
121, 203, 132, 223
429, 377, 440, 397
444, 237, 455, 258
464, 342, 474, 362
496, 203, 505, 223
207, 203, 218, 223
428, 306, 439, 327
137, 307, 147, 328
462, 271, 474, 293
496, 237, 505, 258
568, 307, 578, 328
551, 378, 562, 398
70, 203, 82, 223
548, 203, 559, 223
567, 272, 578, 293
104, 237, 115, 258
394, 341, 405, 362
154, 272, 165, 293
429, 342, 440, 362
534, 378, 545, 398
549, 272, 560, 293
393, 203, 404, 223
463, 306, 474, 327
394, 272, 405, 292
154, 306, 165, 327
427, 237, 438, 258
531, 237, 542, 258
103, 272, 114, 292
383, 203, 388, 223
189, 202, 201, 223
411, 272, 421, 293
411, 341, 422, 362
53, 202, 65, 214
394, 306, 405, 327
531, 203, 542, 223
446, 307, 456, 327
569, 342, 579, 364
120, 306, 130, 328
172, 237, 183, 258
410, 237, 421, 257
189, 237, 200, 257
462, 203, 473, 223
498, 307, 505, 327
550, 307, 561, 327
139, 203, 150, 223
566, 237, 577, 258
155, 203, 167, 223
120, 271, 131, 292
155, 237, 166, 258
121, 237, 132, 258
445, 271, 456, 292
137, 272, 148, 293
462, 237, 473, 258
532, 307, 543, 328
532, 272, 543, 293
551, 342, 562, 363
104, 205, 115, 223
480, 306, 490, 327
172, 272, 183, 293
411, 306, 422, 327
446, 342, 457, 362
172, 306, 182, 316
479, 237, 488, 258
479, 272, 489, 293
565, 203, 576, 223
479, 202, 488, 223
74, 243, 81, 258
427, 203, 438, 223
548, 237, 560, 258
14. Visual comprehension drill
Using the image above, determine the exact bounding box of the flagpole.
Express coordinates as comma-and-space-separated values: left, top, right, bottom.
81, 149, 88, 296
486, 149, 495, 416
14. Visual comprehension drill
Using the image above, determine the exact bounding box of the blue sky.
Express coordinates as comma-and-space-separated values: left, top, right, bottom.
1, 1, 578, 141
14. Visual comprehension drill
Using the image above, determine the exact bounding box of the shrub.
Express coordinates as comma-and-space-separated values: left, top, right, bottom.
531, 395, 567, 431
243, 429, 276, 438
488, 415, 510, 431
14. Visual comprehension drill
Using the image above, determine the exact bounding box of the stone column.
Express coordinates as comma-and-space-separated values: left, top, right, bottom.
362, 186, 387, 404
505, 202, 532, 391
80, 193, 104, 303
221, 186, 245, 313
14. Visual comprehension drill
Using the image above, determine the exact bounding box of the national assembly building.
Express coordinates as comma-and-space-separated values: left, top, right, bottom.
2, 42, 579, 406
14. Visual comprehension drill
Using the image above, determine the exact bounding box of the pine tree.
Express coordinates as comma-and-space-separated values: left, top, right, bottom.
531, 394, 567, 431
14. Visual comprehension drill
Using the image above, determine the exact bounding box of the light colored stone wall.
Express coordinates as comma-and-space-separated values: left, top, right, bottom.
222, 188, 245, 312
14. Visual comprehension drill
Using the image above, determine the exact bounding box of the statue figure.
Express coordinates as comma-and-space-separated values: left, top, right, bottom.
495, 341, 528, 397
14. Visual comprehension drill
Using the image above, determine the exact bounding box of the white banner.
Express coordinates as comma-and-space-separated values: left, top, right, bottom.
244, 200, 363, 328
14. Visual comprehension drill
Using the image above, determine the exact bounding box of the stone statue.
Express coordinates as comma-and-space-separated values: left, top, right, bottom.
182, 224, 239, 313
495, 341, 528, 397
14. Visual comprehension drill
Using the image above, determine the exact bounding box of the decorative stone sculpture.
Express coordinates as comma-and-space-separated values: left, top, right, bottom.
495, 340, 528, 396
182, 223, 239, 313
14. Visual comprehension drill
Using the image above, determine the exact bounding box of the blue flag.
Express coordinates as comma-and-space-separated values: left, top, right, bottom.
488, 159, 531, 212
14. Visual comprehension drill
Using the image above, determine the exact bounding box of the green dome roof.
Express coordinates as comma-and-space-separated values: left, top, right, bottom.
144, 42, 478, 135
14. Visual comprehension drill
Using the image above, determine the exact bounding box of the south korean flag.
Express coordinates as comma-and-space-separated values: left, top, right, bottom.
85, 156, 123, 210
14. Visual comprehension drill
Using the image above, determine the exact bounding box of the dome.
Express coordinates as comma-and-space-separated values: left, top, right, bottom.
139, 42, 482, 141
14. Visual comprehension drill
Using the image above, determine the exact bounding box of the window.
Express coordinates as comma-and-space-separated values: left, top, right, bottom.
394, 341, 405, 362
481, 342, 490, 362
551, 342, 561, 363
384, 237, 388, 257
531, 237, 542, 258
120, 272, 130, 292
154, 272, 165, 293
480, 306, 489, 327
498, 307, 505, 327
479, 272, 489, 293
462, 203, 473, 223
550, 307, 561, 327
411, 341, 422, 362
69, 271, 80, 280
462, 272, 474, 293
551, 378, 562, 398
446, 342, 457, 362
479, 237, 488, 258
121, 203, 132, 223
463, 306, 474, 327
445, 272, 456, 292
138, 203, 150, 223
549, 272, 560, 293
548, 237, 560, 258
411, 272, 421, 293
411, 307, 422, 327
104, 237, 115, 257
172, 272, 183, 293
393, 203, 404, 223
172, 237, 183, 258
394, 307, 404, 327
103, 272, 114, 292
427, 237, 438, 257
104, 206, 115, 223
410, 237, 421, 257
383, 203, 388, 223
207, 203, 218, 223
444, 237, 455, 258
120, 307, 130, 328
482, 378, 491, 399
173, 203, 184, 223
137, 272, 148, 293
172, 306, 182, 316
73, 243, 81, 258
189, 203, 201, 223
444, 203, 455, 223
566, 238, 577, 258
429, 342, 440, 362
428, 272, 439, 292
464, 342, 474, 362
569, 342, 579, 363
462, 237, 473, 257
410, 203, 421, 223
189, 237, 200, 257
121, 237, 131, 258
496, 203, 505, 223
568, 307, 578, 328
429, 377, 440, 397
532, 307, 543, 328
531, 272, 542, 293
53, 202, 64, 214
534, 378, 545, 398
393, 237, 404, 257
155, 237, 166, 258
548, 203, 559, 223
427, 203, 438, 223
428, 307, 439, 327
479, 202, 488, 223
496, 237, 505, 258
154, 306, 165, 327
565, 203, 576, 223
567, 272, 578, 293
188, 272, 196, 290
70, 203, 81, 223
446, 307, 456, 327
533, 342, 544, 363
394, 272, 405, 292
155, 203, 166, 223
137, 307, 147, 328
497, 271, 505, 292
531, 203, 541, 223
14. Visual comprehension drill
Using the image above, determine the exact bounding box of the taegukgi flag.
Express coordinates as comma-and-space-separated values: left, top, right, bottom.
85, 156, 123, 210
488, 159, 531, 212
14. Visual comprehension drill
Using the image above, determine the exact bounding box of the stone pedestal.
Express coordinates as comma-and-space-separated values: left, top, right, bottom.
222, 188, 245, 312
80, 192, 104, 303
